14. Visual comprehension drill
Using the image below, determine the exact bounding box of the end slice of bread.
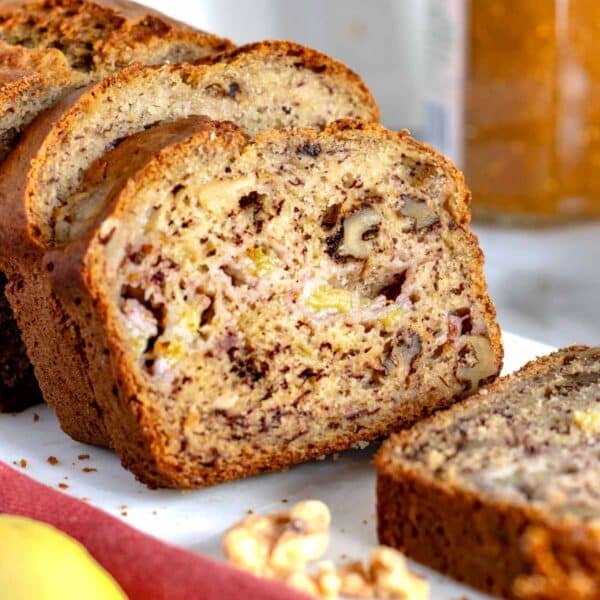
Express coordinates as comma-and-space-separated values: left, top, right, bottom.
376, 346, 600, 599
47, 117, 501, 487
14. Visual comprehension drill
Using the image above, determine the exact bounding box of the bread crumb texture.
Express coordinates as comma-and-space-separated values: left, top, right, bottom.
0, 0, 232, 415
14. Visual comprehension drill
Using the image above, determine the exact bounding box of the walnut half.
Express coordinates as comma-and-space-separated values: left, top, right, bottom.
222, 501, 430, 599
337, 207, 382, 259
456, 335, 498, 391
222, 500, 330, 578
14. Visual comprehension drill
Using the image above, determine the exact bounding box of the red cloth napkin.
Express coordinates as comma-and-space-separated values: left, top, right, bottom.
0, 460, 310, 600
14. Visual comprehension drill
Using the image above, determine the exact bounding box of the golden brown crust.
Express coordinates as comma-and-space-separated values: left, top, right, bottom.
0, 41, 74, 73
0, 68, 41, 105
514, 527, 600, 600
51, 119, 252, 482
376, 347, 597, 600
0, 0, 200, 29
0, 49, 85, 153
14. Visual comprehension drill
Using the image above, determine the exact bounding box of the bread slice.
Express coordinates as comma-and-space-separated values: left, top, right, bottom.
376, 346, 600, 599
0, 0, 232, 414
0, 1, 232, 152
45, 117, 501, 487
0, 41, 379, 444
0, 0, 232, 72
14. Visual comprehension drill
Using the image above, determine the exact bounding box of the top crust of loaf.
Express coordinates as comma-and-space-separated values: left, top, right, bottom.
0, 0, 233, 159
0, 0, 233, 72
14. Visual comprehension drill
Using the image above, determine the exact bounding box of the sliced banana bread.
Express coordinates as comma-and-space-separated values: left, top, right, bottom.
376, 346, 600, 600
0, 41, 379, 444
46, 117, 501, 487
0, 0, 232, 157
0, 0, 231, 415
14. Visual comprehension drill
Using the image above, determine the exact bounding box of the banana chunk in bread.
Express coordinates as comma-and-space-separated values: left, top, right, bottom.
376, 346, 600, 600
47, 118, 501, 488
0, 40, 378, 444
0, 0, 232, 415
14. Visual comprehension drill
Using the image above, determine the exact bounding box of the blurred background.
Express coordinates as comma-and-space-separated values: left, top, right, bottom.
142, 0, 599, 349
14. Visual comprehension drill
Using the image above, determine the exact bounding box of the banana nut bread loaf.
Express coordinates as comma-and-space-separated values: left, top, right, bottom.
0, 272, 42, 411
0, 40, 379, 445
46, 117, 502, 487
376, 346, 600, 600
0, 0, 232, 414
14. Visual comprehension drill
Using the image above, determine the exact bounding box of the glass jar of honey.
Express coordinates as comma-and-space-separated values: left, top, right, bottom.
466, 1, 600, 223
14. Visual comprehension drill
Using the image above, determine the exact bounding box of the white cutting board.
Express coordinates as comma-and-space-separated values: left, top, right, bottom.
0, 331, 554, 599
